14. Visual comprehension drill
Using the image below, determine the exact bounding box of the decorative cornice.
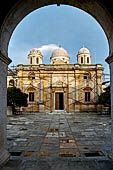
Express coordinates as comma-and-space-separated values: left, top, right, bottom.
0, 52, 12, 65
105, 54, 113, 64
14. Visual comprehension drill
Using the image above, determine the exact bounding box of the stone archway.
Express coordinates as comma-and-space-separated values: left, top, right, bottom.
0, 0, 113, 165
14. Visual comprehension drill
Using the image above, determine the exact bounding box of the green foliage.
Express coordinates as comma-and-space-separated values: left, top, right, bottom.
7, 87, 28, 107
98, 86, 111, 105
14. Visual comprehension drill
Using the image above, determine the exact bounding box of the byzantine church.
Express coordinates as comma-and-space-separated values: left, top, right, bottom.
7, 46, 103, 112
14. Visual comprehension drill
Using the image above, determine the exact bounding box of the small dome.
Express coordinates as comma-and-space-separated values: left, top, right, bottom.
77, 47, 91, 65
28, 48, 43, 65
29, 48, 42, 55
51, 47, 69, 58
78, 48, 90, 55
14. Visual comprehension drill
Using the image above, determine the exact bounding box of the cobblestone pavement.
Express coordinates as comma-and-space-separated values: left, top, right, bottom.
1, 111, 113, 170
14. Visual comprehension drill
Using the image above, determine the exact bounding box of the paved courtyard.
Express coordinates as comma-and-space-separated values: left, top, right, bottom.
1, 111, 113, 170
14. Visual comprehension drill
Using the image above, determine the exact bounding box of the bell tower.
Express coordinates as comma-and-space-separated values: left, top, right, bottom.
28, 48, 43, 65
77, 47, 91, 65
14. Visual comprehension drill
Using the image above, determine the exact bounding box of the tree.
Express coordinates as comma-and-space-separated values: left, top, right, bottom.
7, 87, 28, 114
98, 86, 110, 105
98, 85, 111, 113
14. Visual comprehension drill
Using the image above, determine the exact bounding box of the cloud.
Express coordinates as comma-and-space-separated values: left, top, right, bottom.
38, 44, 59, 54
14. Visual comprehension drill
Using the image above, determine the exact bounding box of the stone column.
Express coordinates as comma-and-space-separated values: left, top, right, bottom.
39, 74, 44, 112
106, 55, 113, 157
75, 74, 78, 101
39, 78, 44, 103
0, 53, 11, 166
97, 78, 100, 96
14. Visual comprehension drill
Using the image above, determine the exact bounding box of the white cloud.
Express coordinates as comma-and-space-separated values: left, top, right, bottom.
38, 44, 59, 54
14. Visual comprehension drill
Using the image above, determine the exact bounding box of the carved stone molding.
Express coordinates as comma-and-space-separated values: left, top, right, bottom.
105, 54, 113, 64
0, 52, 12, 65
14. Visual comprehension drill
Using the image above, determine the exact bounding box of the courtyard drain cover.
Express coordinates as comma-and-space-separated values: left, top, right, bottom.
84, 151, 104, 157
60, 151, 80, 157
10, 152, 22, 156
73, 121, 81, 124
24, 150, 39, 157
48, 128, 59, 132
60, 122, 64, 124
46, 128, 59, 137
40, 151, 50, 156
60, 139, 75, 143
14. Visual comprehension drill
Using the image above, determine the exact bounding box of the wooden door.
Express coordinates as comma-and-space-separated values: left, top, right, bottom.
55, 92, 64, 110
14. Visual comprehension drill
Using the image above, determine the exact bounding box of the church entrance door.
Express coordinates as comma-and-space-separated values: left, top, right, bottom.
55, 92, 64, 110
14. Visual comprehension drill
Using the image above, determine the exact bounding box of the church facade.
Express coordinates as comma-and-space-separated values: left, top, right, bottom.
7, 47, 104, 112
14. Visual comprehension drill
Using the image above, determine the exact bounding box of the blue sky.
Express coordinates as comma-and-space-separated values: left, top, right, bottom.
8, 5, 109, 74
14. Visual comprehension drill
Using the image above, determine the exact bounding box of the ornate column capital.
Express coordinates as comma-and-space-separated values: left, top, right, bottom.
0, 51, 12, 65
105, 54, 113, 64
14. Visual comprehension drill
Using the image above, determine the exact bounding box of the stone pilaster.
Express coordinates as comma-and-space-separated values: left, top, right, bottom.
0, 53, 11, 166
106, 54, 113, 157
40, 79, 43, 103
38, 75, 44, 112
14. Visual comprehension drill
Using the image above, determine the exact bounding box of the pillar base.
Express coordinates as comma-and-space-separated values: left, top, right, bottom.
38, 102, 44, 112
0, 149, 10, 167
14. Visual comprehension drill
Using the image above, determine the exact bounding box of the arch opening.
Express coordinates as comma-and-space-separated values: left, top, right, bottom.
1, 0, 113, 59
8, 4, 109, 74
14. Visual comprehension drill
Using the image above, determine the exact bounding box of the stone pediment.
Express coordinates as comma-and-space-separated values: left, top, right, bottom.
52, 80, 67, 87
83, 87, 92, 91
24, 84, 37, 92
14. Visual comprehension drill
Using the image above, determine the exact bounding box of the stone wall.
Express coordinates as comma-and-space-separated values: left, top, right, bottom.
0, 60, 10, 166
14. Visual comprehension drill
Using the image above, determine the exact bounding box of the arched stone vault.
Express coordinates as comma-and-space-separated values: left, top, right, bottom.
0, 0, 113, 165
1, 0, 113, 58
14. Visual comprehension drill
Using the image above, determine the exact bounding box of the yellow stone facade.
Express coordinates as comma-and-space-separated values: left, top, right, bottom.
8, 47, 103, 112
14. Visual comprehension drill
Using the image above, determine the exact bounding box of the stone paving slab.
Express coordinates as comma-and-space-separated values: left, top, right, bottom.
1, 159, 113, 170
1, 111, 113, 170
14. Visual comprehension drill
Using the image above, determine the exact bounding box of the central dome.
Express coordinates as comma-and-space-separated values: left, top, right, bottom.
51, 47, 69, 58
50, 47, 70, 64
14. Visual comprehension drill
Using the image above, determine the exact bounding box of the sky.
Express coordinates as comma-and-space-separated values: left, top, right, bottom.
8, 5, 109, 74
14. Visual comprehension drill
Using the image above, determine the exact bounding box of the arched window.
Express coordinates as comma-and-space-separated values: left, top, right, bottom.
9, 79, 14, 86
28, 72, 35, 79
36, 57, 39, 64
84, 75, 88, 79
87, 57, 89, 63
30, 57, 32, 64
31, 74, 35, 79
81, 57, 83, 63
